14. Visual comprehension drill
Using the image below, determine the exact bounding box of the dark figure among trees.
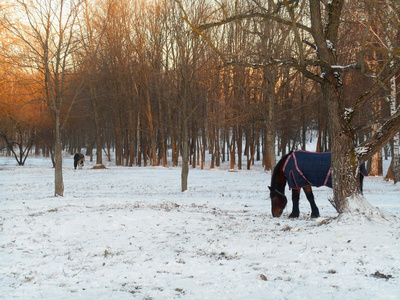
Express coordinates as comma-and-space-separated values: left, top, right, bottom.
74, 153, 85, 170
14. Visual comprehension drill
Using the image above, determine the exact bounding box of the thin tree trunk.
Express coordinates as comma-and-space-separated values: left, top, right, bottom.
54, 114, 64, 196
229, 127, 236, 170
144, 74, 158, 166
115, 116, 123, 166
215, 128, 220, 167
370, 125, 383, 176
237, 125, 242, 170
209, 127, 215, 169
158, 100, 166, 167
247, 128, 258, 170
128, 108, 135, 167
191, 131, 197, 168
136, 114, 141, 166
201, 132, 206, 169
167, 103, 178, 167
181, 122, 189, 191
264, 69, 276, 170
181, 93, 189, 191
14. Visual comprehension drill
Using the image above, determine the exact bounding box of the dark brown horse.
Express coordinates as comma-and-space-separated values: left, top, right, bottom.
74, 153, 85, 169
269, 151, 367, 218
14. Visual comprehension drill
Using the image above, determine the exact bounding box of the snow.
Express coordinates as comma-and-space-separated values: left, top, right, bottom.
1, 154, 400, 299
344, 107, 354, 120
331, 64, 357, 70
355, 146, 369, 155
339, 193, 397, 224
326, 40, 335, 51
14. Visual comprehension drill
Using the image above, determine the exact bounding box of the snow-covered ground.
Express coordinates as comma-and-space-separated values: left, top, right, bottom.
1, 154, 399, 299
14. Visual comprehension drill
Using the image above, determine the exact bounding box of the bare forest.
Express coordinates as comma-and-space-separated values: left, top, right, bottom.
0, 1, 399, 208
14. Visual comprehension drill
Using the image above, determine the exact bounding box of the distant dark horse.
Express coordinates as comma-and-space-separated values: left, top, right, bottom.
74, 153, 85, 169
269, 151, 367, 218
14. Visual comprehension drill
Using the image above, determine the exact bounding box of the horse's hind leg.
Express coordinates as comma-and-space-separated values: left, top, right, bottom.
303, 186, 320, 218
289, 189, 301, 218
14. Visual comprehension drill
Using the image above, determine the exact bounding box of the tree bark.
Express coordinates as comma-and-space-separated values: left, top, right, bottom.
91, 94, 103, 165
369, 125, 383, 176
322, 81, 362, 212
309, 0, 364, 213
181, 122, 189, 191
144, 78, 158, 166
237, 125, 242, 170
158, 99, 167, 167
54, 113, 64, 196
388, 64, 400, 182
114, 115, 123, 166
264, 68, 276, 171
181, 90, 189, 191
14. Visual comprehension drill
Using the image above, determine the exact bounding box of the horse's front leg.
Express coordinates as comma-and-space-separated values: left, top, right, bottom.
289, 189, 300, 218
303, 185, 320, 218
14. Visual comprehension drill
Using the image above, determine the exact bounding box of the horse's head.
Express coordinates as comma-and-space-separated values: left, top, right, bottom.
268, 186, 287, 217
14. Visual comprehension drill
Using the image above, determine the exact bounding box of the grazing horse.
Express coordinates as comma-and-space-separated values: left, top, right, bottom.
74, 153, 85, 169
269, 151, 367, 218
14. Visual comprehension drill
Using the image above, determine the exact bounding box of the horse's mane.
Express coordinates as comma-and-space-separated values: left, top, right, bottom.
270, 152, 292, 188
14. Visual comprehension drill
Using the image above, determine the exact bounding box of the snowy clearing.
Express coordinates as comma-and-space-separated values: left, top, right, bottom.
1, 155, 399, 299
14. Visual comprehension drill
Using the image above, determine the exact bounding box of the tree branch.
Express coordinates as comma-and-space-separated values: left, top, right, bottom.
197, 11, 312, 35
174, 0, 228, 64
356, 106, 400, 165
351, 60, 400, 112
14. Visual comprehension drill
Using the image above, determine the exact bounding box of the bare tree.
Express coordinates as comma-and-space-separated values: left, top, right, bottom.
77, 0, 109, 166
0, 97, 37, 166
3, 0, 87, 196
170, 0, 215, 190
380, 0, 400, 182
177, 0, 400, 217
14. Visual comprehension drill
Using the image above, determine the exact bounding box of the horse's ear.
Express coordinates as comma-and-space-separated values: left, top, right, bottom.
268, 186, 273, 191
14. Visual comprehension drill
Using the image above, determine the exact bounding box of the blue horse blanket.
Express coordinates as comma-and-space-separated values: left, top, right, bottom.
283, 151, 367, 189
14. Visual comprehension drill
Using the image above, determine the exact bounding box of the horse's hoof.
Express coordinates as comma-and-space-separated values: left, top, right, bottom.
289, 213, 300, 218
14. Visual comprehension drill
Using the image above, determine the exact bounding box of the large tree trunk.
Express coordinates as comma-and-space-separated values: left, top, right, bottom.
322, 81, 362, 212
310, 0, 365, 213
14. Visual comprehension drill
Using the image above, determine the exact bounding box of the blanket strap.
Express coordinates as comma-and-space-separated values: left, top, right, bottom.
324, 168, 332, 186
293, 152, 313, 186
